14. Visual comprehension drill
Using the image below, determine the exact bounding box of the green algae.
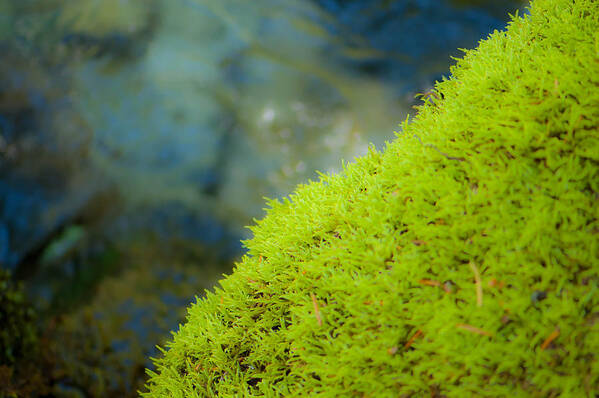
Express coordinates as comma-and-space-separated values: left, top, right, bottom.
141, 0, 599, 395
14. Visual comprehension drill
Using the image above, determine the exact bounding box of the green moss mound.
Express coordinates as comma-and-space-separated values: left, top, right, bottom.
144, 0, 598, 396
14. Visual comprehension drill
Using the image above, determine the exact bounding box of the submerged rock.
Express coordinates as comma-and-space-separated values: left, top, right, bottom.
47, 244, 228, 398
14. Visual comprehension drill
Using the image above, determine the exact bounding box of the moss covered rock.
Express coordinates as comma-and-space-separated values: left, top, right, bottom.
143, 0, 599, 396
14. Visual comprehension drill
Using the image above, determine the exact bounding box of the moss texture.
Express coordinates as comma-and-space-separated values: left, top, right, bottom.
143, 0, 599, 396
0, 270, 52, 397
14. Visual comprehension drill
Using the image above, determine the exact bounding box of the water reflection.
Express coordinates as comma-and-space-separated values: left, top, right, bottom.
0, 0, 523, 395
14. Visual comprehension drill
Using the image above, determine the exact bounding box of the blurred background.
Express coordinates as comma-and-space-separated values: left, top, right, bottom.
0, 0, 524, 396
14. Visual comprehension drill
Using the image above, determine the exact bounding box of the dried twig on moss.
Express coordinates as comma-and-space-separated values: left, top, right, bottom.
468, 261, 483, 307
310, 293, 322, 327
540, 328, 560, 350
456, 323, 493, 337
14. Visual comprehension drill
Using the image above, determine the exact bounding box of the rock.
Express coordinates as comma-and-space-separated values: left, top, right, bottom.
47, 248, 228, 398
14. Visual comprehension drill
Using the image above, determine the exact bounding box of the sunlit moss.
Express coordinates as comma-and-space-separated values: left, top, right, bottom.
143, 0, 599, 396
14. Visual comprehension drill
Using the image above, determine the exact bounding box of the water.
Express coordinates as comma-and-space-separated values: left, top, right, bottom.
61, 0, 522, 229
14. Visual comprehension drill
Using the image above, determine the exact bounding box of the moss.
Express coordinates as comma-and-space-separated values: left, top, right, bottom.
0, 269, 52, 397
143, 0, 599, 396
0, 270, 36, 366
